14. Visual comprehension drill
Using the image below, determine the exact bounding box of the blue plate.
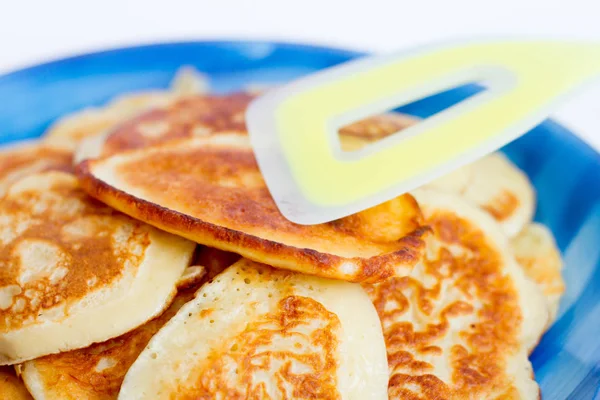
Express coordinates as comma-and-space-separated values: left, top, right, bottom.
0, 41, 598, 399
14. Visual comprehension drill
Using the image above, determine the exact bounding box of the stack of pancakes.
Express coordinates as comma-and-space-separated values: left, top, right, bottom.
0, 68, 563, 399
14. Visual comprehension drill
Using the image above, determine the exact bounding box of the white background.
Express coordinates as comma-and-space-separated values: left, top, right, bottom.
1, 0, 599, 151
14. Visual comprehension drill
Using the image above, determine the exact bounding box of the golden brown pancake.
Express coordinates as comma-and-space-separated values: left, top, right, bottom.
43, 67, 210, 150
363, 189, 547, 399
99, 93, 255, 155
19, 284, 201, 400
118, 259, 390, 399
512, 222, 564, 323
0, 141, 72, 199
0, 171, 195, 364
0, 366, 32, 399
75, 92, 257, 163
76, 133, 428, 283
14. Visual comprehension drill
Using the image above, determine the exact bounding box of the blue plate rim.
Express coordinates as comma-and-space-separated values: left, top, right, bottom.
0, 40, 362, 80
0, 39, 598, 159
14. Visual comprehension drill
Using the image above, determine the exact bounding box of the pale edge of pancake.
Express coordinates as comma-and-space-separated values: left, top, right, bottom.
461, 153, 536, 238
0, 220, 196, 365
73, 129, 112, 165
511, 222, 564, 324
412, 188, 548, 399
118, 260, 389, 400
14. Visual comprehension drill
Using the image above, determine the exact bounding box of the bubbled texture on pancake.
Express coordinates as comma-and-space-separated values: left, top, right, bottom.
363, 189, 547, 399
20, 287, 198, 400
76, 133, 428, 283
118, 260, 389, 400
511, 223, 564, 323
0, 171, 195, 364
0, 142, 72, 198
0, 367, 32, 399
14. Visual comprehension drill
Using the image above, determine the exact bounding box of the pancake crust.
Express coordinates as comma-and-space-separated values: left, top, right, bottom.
0, 367, 32, 399
0, 171, 195, 364
76, 133, 428, 283
363, 189, 547, 399
512, 223, 564, 323
20, 286, 199, 400
0, 142, 72, 198
118, 259, 390, 399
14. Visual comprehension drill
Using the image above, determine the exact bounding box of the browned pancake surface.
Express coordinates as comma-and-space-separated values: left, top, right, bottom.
77, 135, 428, 283
22, 288, 196, 400
99, 93, 255, 157
362, 190, 545, 399
0, 172, 149, 332
0, 143, 72, 198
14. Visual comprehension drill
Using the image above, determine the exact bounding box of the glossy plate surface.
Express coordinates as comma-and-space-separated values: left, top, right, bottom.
0, 41, 598, 399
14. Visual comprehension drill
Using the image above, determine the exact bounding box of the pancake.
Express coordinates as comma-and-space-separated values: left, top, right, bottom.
0, 141, 72, 199
169, 66, 210, 95
512, 223, 564, 323
0, 171, 195, 364
74, 92, 257, 163
0, 367, 32, 399
76, 133, 428, 283
43, 97, 172, 151
43, 67, 209, 150
459, 153, 535, 238
19, 284, 201, 400
363, 189, 548, 399
118, 259, 390, 399
339, 112, 418, 141
336, 115, 534, 236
